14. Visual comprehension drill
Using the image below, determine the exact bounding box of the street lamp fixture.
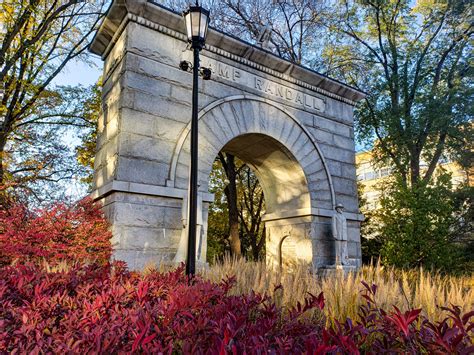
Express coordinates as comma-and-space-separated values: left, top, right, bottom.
181, 1, 210, 277
183, 4, 210, 50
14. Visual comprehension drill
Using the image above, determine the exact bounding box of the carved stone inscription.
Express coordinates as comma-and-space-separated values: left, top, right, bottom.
183, 53, 326, 113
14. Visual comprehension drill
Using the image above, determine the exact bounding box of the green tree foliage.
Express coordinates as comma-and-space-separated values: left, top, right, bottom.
207, 158, 230, 262
237, 165, 266, 260
325, 0, 473, 270
218, 153, 241, 256
449, 184, 474, 270
0, 0, 106, 203
208, 155, 266, 262
358, 180, 383, 263
75, 82, 102, 187
373, 173, 470, 270
3, 85, 100, 203
327, 0, 473, 187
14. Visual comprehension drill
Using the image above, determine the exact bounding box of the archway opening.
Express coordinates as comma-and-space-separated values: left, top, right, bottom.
205, 133, 311, 264
207, 154, 266, 261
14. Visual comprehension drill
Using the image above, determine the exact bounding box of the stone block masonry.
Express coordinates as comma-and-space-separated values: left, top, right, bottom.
89, 0, 365, 270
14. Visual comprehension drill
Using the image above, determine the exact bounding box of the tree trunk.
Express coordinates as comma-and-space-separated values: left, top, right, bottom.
409, 145, 422, 187
251, 232, 259, 260
219, 153, 241, 256
254, 225, 266, 260
0, 133, 8, 207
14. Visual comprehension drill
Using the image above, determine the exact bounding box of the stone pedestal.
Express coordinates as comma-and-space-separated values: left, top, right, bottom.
316, 264, 358, 278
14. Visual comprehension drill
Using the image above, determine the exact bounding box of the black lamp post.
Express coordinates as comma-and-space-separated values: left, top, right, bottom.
181, 2, 210, 277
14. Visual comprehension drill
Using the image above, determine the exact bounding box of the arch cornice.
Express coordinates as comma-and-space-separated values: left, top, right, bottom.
168, 94, 336, 208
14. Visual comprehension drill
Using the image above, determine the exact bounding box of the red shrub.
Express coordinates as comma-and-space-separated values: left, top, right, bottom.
0, 198, 111, 266
0, 263, 472, 353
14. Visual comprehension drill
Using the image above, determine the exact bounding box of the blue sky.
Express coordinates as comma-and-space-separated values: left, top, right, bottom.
53, 56, 102, 87
52, 57, 103, 199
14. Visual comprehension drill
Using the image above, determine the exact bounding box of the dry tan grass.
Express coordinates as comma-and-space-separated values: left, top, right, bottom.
200, 256, 474, 322
32, 257, 474, 322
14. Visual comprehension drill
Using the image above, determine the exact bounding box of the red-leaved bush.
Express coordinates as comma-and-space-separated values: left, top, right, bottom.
0, 198, 111, 266
1, 263, 472, 353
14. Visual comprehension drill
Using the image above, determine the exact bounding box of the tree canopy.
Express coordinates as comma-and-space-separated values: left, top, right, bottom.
326, 0, 473, 187
0, 0, 106, 203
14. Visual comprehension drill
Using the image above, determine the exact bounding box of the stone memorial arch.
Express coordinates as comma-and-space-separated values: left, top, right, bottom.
89, 0, 365, 270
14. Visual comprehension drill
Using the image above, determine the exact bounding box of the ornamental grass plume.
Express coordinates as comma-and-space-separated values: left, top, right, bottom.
202, 255, 474, 323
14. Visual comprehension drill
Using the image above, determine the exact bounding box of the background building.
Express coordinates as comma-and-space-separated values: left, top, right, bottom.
356, 151, 472, 211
